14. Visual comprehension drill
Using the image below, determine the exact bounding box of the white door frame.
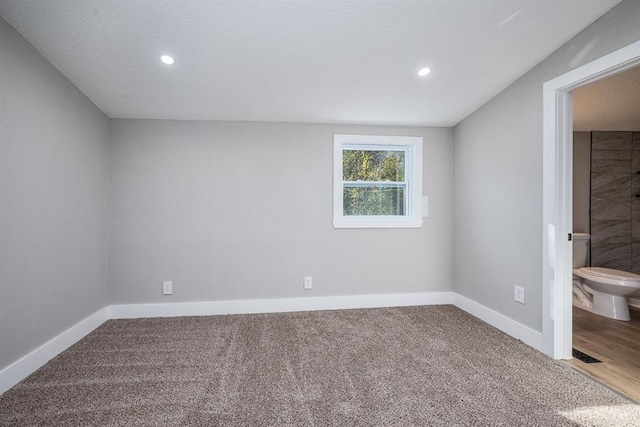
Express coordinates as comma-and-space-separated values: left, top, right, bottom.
542, 40, 640, 359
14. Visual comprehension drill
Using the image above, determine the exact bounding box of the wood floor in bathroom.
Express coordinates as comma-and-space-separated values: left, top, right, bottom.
568, 306, 640, 402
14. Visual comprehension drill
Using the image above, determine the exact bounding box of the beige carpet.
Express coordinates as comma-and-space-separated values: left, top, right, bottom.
1, 305, 639, 426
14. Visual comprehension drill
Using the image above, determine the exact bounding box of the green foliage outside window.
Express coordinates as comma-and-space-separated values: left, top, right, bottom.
342, 150, 406, 216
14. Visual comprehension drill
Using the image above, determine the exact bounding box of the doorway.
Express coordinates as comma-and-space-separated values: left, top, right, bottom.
542, 40, 640, 360
569, 73, 640, 399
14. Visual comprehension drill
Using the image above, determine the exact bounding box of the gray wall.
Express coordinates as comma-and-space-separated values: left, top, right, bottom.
573, 132, 591, 234
109, 120, 453, 304
453, 0, 640, 332
0, 17, 110, 371
590, 131, 640, 273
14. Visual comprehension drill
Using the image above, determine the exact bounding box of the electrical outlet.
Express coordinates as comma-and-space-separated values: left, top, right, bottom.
163, 281, 173, 295
303, 276, 313, 290
514, 285, 525, 304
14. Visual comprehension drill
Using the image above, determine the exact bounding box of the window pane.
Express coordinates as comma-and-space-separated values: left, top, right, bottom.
343, 185, 405, 216
343, 150, 405, 182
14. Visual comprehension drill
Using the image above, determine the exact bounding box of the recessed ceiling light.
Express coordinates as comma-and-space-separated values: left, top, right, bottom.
418, 67, 431, 77
160, 55, 175, 65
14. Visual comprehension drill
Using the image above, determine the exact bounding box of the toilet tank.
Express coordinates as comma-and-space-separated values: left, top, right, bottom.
572, 233, 590, 268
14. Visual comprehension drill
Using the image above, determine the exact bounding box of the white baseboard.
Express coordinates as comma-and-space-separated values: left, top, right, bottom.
453, 294, 544, 353
2, 291, 546, 397
0, 307, 110, 395
110, 292, 455, 319
628, 297, 640, 309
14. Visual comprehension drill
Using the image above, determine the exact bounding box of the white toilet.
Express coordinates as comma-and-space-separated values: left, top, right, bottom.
572, 233, 640, 321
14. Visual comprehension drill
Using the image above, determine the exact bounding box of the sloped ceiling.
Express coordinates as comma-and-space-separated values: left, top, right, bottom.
0, 0, 623, 126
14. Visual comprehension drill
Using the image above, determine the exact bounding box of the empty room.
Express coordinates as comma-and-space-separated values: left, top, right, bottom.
1, 1, 640, 425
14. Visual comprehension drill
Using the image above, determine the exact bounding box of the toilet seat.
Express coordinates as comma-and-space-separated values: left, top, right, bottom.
577, 267, 640, 282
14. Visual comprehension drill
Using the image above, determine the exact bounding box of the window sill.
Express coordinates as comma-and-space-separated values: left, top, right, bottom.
332, 217, 423, 229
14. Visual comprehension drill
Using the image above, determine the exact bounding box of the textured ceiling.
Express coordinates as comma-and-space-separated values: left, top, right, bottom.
0, 0, 623, 126
573, 66, 640, 131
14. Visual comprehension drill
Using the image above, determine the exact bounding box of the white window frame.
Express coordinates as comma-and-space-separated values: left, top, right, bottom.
333, 134, 423, 228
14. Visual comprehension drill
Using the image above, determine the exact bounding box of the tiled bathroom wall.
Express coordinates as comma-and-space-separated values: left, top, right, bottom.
590, 131, 640, 273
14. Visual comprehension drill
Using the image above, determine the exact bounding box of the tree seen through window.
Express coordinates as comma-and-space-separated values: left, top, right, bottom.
342, 150, 406, 216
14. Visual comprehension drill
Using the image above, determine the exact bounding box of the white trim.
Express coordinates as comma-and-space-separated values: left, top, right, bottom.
332, 216, 423, 229
0, 292, 555, 396
333, 134, 423, 229
110, 292, 454, 319
543, 40, 640, 360
453, 294, 544, 353
0, 307, 109, 395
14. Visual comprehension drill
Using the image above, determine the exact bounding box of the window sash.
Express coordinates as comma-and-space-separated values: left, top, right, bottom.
342, 182, 407, 217
342, 154, 410, 216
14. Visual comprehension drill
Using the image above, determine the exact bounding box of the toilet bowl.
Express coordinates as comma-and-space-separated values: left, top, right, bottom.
571, 233, 640, 321
572, 267, 640, 321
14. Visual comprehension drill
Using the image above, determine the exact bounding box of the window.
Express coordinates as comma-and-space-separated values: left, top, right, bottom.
333, 134, 423, 228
